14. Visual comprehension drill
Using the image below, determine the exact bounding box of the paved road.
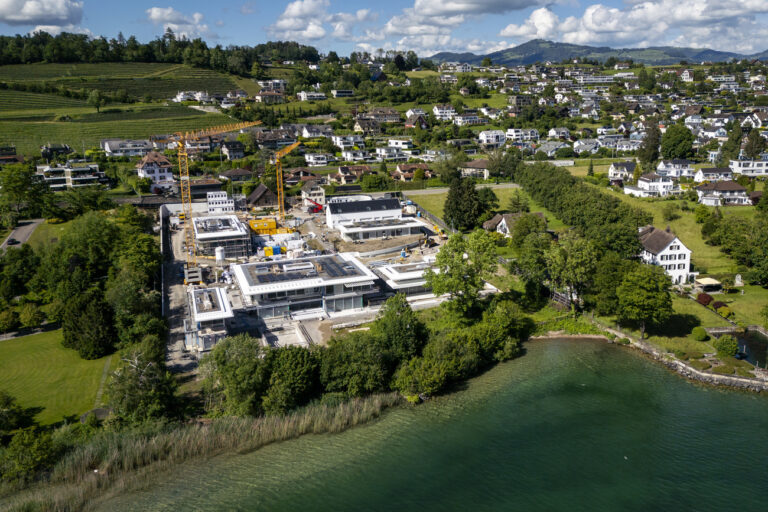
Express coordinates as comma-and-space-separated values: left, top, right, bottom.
1, 218, 43, 250
402, 183, 520, 196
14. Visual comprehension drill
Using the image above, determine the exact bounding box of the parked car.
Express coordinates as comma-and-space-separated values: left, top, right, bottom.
6, 238, 19, 245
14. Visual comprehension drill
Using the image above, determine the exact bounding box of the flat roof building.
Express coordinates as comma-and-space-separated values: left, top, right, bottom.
326, 197, 401, 229
336, 217, 425, 241
192, 215, 251, 259
376, 261, 436, 297
184, 287, 234, 352
231, 253, 378, 319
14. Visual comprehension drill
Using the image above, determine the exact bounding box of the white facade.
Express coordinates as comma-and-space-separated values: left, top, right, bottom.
432, 104, 456, 120
102, 139, 152, 157
207, 192, 235, 214
656, 160, 694, 178
730, 159, 768, 177
305, 153, 332, 167
388, 139, 414, 149
506, 128, 539, 142
326, 198, 401, 229
297, 91, 327, 101
478, 130, 506, 146
693, 168, 733, 183
624, 174, 676, 198
639, 226, 695, 285
332, 135, 364, 149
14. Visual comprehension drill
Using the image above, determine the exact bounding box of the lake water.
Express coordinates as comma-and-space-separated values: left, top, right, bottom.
101, 339, 768, 511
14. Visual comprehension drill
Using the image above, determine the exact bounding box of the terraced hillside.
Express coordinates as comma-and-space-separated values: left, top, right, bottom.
0, 62, 239, 99
0, 62, 245, 154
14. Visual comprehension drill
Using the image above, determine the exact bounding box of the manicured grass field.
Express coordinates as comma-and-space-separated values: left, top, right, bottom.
407, 186, 568, 232
27, 219, 73, 248
0, 330, 112, 424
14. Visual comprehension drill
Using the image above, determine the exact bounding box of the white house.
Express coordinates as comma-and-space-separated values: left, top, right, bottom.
656, 159, 694, 178
506, 128, 539, 142
638, 225, 695, 285
432, 104, 456, 121
375, 147, 407, 161
332, 135, 364, 150
305, 153, 332, 167
693, 167, 733, 183
388, 139, 414, 149
406, 108, 426, 118
453, 114, 482, 126
297, 91, 327, 101
301, 180, 326, 207
608, 161, 637, 181
624, 173, 676, 198
341, 150, 369, 161
136, 151, 175, 188
548, 127, 570, 139
478, 130, 506, 147
730, 159, 768, 177
101, 139, 152, 157
695, 181, 750, 206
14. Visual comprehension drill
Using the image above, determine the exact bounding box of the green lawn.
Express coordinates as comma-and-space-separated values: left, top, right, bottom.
717, 285, 768, 327
407, 186, 568, 232
27, 219, 73, 248
0, 330, 113, 424
599, 187, 739, 274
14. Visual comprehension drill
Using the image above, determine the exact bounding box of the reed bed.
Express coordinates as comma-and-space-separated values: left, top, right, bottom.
1, 393, 401, 512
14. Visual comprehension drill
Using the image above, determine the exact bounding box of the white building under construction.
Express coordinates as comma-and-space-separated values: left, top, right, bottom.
192, 215, 251, 259
184, 287, 234, 352
231, 253, 379, 319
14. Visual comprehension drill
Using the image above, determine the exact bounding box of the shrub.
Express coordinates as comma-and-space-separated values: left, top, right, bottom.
712, 334, 738, 357
689, 359, 712, 371
711, 301, 727, 310
717, 306, 733, 319
692, 326, 709, 341
616, 337, 631, 345
0, 309, 18, 333
696, 293, 713, 306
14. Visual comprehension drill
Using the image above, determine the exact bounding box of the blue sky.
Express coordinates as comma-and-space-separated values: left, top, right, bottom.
1, 1, 767, 57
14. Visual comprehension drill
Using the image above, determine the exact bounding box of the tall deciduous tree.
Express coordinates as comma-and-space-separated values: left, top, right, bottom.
372, 293, 427, 362
637, 123, 660, 170
616, 265, 672, 338
106, 348, 177, 424
661, 124, 694, 160
744, 129, 767, 160
425, 229, 496, 314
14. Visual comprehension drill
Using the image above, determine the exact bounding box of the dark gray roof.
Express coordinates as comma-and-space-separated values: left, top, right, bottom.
328, 198, 400, 214
696, 181, 746, 192
638, 225, 677, 255
612, 161, 636, 172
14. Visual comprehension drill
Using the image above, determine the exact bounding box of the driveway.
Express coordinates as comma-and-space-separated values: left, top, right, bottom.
1, 218, 43, 250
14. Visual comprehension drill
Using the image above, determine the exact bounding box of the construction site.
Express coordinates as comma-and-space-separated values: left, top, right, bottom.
159, 123, 454, 374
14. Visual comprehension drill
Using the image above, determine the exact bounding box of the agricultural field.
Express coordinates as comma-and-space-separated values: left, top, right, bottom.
0, 62, 239, 100
0, 103, 233, 155
0, 330, 114, 425
0, 89, 87, 112
406, 186, 568, 232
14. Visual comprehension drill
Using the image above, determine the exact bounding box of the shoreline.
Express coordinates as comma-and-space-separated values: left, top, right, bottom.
533, 332, 768, 393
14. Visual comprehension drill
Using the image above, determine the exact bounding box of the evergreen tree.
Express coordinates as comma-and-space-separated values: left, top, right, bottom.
744, 129, 767, 160
444, 179, 483, 231
637, 123, 660, 169
587, 159, 594, 176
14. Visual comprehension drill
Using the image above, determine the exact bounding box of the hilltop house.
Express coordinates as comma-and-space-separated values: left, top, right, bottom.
624, 173, 676, 198
608, 161, 637, 181
638, 225, 695, 284
656, 159, 694, 178
459, 159, 490, 180
695, 181, 750, 206
693, 167, 733, 183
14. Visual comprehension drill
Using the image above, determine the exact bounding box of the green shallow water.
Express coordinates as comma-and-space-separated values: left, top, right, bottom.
101, 339, 768, 511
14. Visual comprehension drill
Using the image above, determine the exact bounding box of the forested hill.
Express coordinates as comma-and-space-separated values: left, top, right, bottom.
430, 39, 766, 65
0, 32, 320, 76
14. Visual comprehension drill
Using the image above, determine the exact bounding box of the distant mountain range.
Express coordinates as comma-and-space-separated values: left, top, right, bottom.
429, 39, 768, 66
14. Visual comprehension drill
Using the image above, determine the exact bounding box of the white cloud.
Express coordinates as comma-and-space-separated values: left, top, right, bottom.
269, 0, 378, 42
146, 6, 217, 39
499, 1, 768, 52
0, 0, 82, 26
413, 0, 549, 16
31, 23, 90, 36
240, 2, 255, 15
499, 7, 559, 39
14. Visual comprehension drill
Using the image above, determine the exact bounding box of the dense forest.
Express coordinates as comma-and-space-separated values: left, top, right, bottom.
0, 31, 320, 75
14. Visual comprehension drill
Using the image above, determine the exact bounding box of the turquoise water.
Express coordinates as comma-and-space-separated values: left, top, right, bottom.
102, 339, 768, 511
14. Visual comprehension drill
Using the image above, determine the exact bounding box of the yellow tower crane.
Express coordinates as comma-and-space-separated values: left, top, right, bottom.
161, 120, 261, 279
274, 141, 301, 222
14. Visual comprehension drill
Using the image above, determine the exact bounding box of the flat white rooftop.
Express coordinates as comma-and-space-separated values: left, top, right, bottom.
190, 287, 234, 323
377, 261, 435, 289
192, 215, 249, 241
232, 253, 378, 296
336, 217, 425, 234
